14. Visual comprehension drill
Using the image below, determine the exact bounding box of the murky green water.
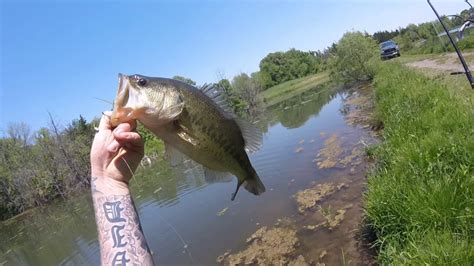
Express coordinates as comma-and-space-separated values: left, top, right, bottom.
0, 84, 375, 265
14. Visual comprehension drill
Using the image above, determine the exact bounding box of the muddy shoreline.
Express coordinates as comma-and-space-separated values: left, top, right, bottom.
218, 84, 379, 265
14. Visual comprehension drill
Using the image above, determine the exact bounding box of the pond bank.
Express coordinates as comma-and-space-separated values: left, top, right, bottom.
365, 62, 474, 264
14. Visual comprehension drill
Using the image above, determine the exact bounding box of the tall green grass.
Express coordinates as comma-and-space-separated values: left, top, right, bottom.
365, 62, 474, 264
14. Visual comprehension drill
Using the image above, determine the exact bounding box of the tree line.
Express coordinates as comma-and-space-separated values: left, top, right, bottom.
0, 116, 96, 220
373, 8, 474, 53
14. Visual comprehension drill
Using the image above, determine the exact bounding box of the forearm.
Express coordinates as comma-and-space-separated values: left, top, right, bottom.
91, 177, 154, 266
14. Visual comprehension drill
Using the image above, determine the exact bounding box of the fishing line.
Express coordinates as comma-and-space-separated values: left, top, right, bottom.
156, 214, 195, 265
121, 156, 142, 187
123, 156, 194, 264
94, 97, 114, 106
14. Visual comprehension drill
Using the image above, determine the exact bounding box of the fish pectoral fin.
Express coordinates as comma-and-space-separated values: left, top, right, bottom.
176, 123, 199, 146
164, 142, 187, 166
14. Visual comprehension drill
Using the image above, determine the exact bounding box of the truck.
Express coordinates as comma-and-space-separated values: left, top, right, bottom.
380, 40, 400, 60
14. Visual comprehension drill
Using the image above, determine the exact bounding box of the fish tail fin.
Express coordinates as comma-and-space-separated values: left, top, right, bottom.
231, 169, 265, 201
244, 173, 266, 196
244, 167, 265, 195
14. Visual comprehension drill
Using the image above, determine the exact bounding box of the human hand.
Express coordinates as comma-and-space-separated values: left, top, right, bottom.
90, 111, 144, 195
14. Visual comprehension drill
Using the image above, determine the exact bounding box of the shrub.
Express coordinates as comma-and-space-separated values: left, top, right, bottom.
329, 31, 378, 83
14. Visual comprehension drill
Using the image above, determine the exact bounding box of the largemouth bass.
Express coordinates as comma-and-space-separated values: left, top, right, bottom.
110, 74, 265, 200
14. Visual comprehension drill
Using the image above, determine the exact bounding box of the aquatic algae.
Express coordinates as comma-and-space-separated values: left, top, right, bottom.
294, 182, 346, 213
322, 209, 346, 230
343, 90, 375, 127
295, 147, 304, 153
315, 134, 343, 169
217, 207, 229, 217
340, 147, 363, 166
218, 226, 308, 265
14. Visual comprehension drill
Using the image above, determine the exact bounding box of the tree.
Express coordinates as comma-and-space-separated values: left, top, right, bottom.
373, 30, 400, 43
231, 73, 262, 115
329, 31, 378, 83
259, 48, 325, 89
6, 122, 31, 147
172, 75, 196, 86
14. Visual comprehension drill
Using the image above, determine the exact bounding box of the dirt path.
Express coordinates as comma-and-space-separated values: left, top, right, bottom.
405, 52, 474, 72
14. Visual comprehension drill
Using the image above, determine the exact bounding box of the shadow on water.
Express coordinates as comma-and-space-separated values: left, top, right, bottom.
0, 83, 374, 265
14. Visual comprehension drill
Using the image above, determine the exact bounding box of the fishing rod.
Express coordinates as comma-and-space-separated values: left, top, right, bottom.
427, 0, 474, 89
466, 0, 472, 8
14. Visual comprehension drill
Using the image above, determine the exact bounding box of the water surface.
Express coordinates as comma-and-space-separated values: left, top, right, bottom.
0, 85, 375, 265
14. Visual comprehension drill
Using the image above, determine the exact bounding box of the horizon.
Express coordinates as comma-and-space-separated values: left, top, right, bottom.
0, 0, 468, 135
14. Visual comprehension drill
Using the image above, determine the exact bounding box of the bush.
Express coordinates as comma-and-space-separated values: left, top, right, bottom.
457, 34, 474, 50
329, 31, 378, 83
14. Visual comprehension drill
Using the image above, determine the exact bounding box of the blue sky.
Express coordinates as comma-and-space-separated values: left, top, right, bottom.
0, 0, 468, 133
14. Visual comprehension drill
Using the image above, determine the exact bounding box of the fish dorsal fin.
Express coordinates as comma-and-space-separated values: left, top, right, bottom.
199, 83, 262, 153
199, 83, 234, 115
236, 118, 263, 153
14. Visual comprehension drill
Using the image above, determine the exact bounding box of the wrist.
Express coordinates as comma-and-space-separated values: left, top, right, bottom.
91, 176, 130, 196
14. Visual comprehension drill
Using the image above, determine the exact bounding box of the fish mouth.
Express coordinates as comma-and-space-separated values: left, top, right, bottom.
116, 73, 129, 107
111, 73, 134, 126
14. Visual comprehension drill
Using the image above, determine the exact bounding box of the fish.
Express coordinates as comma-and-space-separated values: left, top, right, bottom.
110, 74, 265, 200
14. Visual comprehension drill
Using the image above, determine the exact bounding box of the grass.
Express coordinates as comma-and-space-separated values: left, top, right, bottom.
394, 49, 474, 64
261, 71, 329, 106
413, 67, 474, 105
365, 62, 474, 264
395, 53, 474, 105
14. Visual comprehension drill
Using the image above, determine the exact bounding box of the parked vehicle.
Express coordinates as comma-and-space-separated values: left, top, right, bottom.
380, 40, 400, 60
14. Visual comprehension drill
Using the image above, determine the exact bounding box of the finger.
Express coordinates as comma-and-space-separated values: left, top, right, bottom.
129, 120, 137, 131
98, 111, 113, 131
114, 131, 144, 148
113, 120, 136, 134
107, 139, 121, 153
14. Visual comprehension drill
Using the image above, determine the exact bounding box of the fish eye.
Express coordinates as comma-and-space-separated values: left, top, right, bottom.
138, 78, 147, 86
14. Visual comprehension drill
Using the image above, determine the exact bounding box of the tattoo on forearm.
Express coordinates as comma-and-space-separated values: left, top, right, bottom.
91, 177, 154, 266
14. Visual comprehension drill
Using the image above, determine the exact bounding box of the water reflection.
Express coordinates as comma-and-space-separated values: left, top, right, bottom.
0, 194, 99, 265
265, 84, 338, 129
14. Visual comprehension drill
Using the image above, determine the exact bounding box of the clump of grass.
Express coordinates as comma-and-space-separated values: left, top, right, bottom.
365, 62, 474, 264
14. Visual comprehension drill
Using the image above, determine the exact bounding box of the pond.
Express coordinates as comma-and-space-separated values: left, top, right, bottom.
0, 84, 377, 265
